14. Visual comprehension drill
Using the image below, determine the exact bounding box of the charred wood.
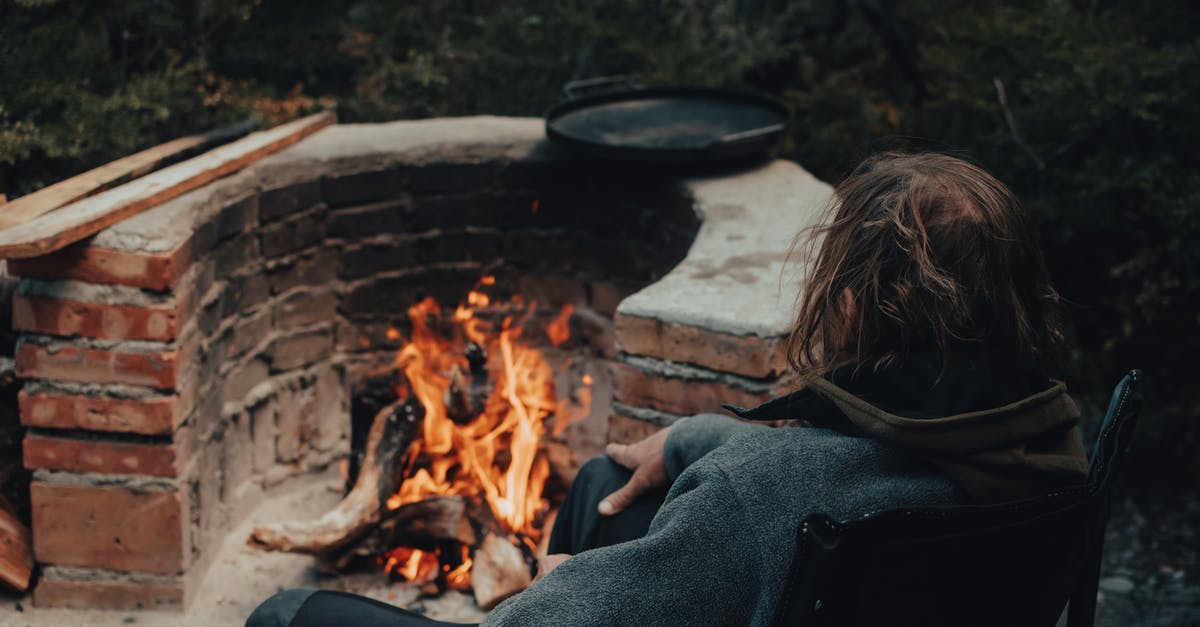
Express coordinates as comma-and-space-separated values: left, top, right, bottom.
445, 342, 491, 425
320, 496, 478, 571
248, 397, 423, 554
472, 532, 533, 611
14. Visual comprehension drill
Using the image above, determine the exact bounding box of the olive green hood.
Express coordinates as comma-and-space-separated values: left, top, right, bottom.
803, 376, 1088, 502
725, 354, 1090, 503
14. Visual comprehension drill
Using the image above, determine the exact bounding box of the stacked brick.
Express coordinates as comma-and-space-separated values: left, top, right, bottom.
8, 181, 353, 609
3, 118, 832, 611
3, 124, 703, 610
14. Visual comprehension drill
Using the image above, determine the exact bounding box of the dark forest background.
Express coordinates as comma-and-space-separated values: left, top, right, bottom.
1, 0, 1196, 486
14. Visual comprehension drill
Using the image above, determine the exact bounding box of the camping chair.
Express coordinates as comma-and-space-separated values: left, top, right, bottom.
774, 370, 1144, 627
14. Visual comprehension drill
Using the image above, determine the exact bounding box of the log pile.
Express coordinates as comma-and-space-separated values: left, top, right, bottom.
250, 362, 570, 610
249, 397, 424, 555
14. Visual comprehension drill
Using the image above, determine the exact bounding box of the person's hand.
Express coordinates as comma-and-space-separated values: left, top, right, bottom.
598, 426, 671, 516
535, 553, 570, 581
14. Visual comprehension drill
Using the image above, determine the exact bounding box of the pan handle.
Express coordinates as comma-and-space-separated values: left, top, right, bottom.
563, 75, 636, 98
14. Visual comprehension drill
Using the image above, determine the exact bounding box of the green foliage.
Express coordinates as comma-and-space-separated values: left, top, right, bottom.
1, 0, 1195, 482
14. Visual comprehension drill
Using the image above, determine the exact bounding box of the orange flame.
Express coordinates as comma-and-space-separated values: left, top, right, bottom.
444, 545, 472, 589
382, 278, 577, 582
383, 547, 439, 583
546, 303, 573, 347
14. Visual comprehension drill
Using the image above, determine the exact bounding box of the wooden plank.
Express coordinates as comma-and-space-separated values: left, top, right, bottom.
0, 499, 33, 592
0, 111, 335, 259
0, 119, 258, 231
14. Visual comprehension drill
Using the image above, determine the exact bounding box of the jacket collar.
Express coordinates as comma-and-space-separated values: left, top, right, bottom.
725, 352, 1055, 430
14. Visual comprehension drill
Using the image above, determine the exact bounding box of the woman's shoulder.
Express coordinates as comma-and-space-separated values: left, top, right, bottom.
697, 426, 969, 520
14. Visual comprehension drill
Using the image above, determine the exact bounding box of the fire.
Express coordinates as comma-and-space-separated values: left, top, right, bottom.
546, 304, 573, 347
384, 547, 439, 583
380, 277, 590, 586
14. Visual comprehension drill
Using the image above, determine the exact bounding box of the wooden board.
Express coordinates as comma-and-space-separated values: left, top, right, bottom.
0, 111, 335, 259
0, 119, 258, 231
0, 502, 33, 592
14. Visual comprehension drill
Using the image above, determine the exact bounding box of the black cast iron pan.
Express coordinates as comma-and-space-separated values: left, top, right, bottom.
545, 76, 790, 166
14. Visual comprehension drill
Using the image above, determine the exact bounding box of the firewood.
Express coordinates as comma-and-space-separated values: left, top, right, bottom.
444, 342, 490, 425
379, 496, 478, 547
319, 496, 478, 571
445, 365, 477, 424
248, 397, 423, 554
0, 497, 33, 593
534, 508, 559, 559
471, 532, 533, 611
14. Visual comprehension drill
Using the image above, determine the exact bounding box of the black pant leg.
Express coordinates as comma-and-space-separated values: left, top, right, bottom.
247, 589, 478, 627
246, 588, 318, 627
291, 590, 477, 627
547, 456, 669, 555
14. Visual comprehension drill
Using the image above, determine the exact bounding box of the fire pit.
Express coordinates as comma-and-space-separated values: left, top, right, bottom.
249, 282, 595, 609
3, 116, 832, 612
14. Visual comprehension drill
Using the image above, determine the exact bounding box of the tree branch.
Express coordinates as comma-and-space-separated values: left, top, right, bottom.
993, 77, 1046, 171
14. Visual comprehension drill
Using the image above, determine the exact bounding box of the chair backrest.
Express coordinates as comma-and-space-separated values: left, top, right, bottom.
773, 370, 1144, 627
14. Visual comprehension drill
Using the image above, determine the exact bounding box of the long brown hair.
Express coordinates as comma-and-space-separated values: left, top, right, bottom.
787, 152, 1063, 375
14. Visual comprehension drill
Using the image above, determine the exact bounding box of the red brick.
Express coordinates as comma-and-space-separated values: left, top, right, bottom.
31, 482, 185, 573
7, 242, 192, 291
16, 343, 178, 390
614, 313, 789, 379
33, 574, 185, 610
611, 360, 781, 417
20, 390, 177, 435
12, 294, 179, 341
24, 433, 179, 477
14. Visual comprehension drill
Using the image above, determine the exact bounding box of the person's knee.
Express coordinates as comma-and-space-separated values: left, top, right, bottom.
576, 455, 632, 493
579, 454, 622, 477
245, 588, 318, 627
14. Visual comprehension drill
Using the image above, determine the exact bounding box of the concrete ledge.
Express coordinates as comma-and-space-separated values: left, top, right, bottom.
86, 117, 548, 256
614, 160, 832, 377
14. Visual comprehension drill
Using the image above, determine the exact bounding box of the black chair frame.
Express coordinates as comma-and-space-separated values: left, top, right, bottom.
774, 370, 1144, 627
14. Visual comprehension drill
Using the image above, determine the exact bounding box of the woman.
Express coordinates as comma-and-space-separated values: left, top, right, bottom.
248, 152, 1087, 626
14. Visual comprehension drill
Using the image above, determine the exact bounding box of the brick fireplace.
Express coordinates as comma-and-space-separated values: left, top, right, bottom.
3, 116, 831, 610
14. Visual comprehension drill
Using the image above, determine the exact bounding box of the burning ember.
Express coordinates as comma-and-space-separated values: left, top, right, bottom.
377, 277, 585, 586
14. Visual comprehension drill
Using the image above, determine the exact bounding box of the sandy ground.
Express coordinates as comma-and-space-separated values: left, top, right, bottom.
0, 467, 486, 627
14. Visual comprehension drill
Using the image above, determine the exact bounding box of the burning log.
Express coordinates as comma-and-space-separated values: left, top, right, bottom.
249, 397, 424, 553
471, 532, 533, 611
321, 496, 478, 571
380, 496, 478, 547
250, 285, 587, 610
0, 496, 33, 593
445, 342, 491, 424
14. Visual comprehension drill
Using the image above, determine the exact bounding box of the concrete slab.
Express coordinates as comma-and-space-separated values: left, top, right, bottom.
617, 160, 832, 340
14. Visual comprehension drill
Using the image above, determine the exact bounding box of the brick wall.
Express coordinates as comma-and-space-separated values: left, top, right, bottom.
3, 118, 832, 610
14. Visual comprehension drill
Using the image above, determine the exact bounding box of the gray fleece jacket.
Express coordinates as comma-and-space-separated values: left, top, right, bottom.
483, 415, 967, 626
